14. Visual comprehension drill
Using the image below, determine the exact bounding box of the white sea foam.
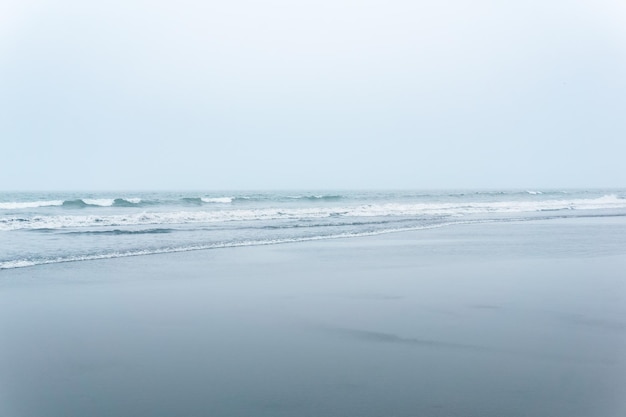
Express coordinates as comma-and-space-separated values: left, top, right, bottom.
201, 197, 233, 203
0, 259, 38, 269
287, 194, 341, 200
0, 200, 64, 210
82, 199, 116, 206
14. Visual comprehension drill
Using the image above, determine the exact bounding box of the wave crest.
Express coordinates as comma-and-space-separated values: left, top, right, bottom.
288, 195, 343, 201
62, 198, 142, 208
113, 198, 142, 207
201, 197, 233, 204
0, 200, 64, 210
182, 197, 234, 204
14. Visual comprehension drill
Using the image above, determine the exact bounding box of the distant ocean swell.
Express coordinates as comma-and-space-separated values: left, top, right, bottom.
3, 191, 624, 211
0, 194, 349, 210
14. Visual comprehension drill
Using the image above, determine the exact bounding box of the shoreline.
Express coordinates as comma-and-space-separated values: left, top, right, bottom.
2, 213, 626, 275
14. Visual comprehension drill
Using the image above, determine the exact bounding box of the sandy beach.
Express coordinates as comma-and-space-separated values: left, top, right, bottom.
1, 217, 625, 417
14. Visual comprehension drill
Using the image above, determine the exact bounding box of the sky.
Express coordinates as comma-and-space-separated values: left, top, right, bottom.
1, 0, 625, 190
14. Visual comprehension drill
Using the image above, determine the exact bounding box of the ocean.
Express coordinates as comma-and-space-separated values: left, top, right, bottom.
2, 189, 626, 270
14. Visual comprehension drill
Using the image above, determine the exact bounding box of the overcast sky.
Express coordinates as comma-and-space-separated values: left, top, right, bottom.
1, 0, 625, 190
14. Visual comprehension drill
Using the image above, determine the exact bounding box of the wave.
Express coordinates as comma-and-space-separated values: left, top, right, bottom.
62, 198, 144, 208
0, 200, 64, 210
288, 194, 343, 201
65, 228, 174, 236
62, 199, 93, 208
113, 198, 143, 207
201, 197, 233, 204
182, 197, 234, 205
181, 197, 204, 205
0, 198, 144, 210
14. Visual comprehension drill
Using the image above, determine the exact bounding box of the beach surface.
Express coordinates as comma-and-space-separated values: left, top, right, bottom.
1, 217, 625, 417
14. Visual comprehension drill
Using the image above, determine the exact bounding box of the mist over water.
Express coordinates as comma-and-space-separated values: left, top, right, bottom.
1, 189, 625, 270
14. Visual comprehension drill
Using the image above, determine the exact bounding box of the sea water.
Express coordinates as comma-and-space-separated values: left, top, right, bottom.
1, 189, 626, 270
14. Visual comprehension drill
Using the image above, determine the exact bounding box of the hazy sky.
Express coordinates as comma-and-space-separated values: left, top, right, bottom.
1, 0, 625, 190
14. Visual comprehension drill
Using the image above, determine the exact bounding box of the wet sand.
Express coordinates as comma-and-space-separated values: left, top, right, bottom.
1, 217, 625, 416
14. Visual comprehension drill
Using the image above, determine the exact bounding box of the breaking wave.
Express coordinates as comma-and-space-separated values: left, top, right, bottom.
182, 197, 234, 205
201, 197, 233, 204
288, 194, 343, 201
113, 198, 143, 207
0, 198, 144, 210
0, 200, 64, 210
62, 198, 143, 208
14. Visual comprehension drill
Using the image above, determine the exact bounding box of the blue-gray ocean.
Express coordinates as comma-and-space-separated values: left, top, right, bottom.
2, 189, 626, 270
